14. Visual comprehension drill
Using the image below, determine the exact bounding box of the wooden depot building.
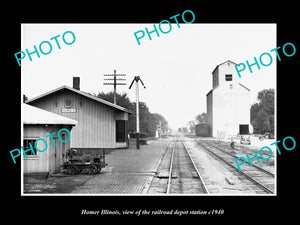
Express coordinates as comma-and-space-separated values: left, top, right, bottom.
26, 77, 132, 151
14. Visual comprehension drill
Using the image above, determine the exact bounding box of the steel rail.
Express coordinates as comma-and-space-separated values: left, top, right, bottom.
197, 141, 274, 194
144, 138, 175, 194
180, 138, 209, 194
155, 139, 173, 173
166, 138, 177, 194
207, 142, 275, 177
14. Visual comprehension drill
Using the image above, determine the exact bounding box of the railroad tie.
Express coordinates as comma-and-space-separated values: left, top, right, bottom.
157, 171, 178, 178
191, 172, 199, 178
225, 177, 234, 185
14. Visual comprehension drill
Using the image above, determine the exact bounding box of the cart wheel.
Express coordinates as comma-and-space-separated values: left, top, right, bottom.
97, 167, 102, 173
259, 136, 264, 141
68, 165, 79, 175
87, 165, 98, 175
73, 165, 79, 174
66, 167, 73, 175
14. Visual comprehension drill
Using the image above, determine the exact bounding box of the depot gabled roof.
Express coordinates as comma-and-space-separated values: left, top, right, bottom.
26, 85, 133, 114
23, 103, 78, 125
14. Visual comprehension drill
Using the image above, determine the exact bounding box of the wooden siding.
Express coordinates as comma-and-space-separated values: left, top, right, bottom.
23, 125, 71, 174
115, 111, 128, 120
23, 125, 49, 173
29, 89, 117, 148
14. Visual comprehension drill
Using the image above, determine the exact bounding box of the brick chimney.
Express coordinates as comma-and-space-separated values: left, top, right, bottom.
73, 77, 80, 90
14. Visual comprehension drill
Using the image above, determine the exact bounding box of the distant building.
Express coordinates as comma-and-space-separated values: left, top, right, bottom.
26, 77, 132, 150
206, 60, 251, 138
23, 104, 77, 175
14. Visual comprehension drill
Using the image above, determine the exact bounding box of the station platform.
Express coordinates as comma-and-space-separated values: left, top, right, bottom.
72, 138, 170, 194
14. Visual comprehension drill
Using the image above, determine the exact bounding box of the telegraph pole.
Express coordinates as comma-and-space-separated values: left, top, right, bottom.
129, 76, 146, 149
103, 70, 126, 104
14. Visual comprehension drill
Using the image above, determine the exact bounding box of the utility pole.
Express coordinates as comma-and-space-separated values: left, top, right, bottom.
103, 70, 126, 104
129, 76, 146, 149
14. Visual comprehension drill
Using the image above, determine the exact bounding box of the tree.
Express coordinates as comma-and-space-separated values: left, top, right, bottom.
130, 102, 152, 135
94, 91, 168, 137
195, 113, 208, 124
250, 89, 274, 134
151, 113, 169, 133
186, 113, 207, 134
96, 92, 134, 111
129, 105, 169, 137
187, 120, 196, 133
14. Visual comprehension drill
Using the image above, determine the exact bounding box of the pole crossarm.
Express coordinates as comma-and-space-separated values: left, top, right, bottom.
103, 70, 126, 104
104, 74, 126, 76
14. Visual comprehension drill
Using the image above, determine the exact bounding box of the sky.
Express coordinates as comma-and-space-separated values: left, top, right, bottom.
22, 23, 276, 130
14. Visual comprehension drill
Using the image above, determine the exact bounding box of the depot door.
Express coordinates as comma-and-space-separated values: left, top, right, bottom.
53, 136, 65, 173
116, 120, 126, 142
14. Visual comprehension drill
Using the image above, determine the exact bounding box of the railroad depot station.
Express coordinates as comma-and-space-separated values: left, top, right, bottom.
24, 77, 131, 175
26, 77, 132, 150
23, 62, 275, 195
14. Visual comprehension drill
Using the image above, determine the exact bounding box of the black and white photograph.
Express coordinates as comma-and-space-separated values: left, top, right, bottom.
21, 23, 276, 196
4, 4, 298, 222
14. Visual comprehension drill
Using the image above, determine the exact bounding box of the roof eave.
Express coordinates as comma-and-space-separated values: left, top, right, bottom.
26, 85, 132, 114
238, 83, 250, 92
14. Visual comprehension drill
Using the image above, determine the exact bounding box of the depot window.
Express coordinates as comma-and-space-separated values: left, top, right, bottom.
23, 139, 38, 156
225, 74, 232, 81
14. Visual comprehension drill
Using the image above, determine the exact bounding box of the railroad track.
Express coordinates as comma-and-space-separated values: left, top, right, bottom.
147, 137, 208, 194
214, 139, 273, 161
207, 141, 275, 177
196, 140, 275, 194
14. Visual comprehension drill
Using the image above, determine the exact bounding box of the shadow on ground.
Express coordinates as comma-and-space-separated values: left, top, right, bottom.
24, 174, 95, 194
